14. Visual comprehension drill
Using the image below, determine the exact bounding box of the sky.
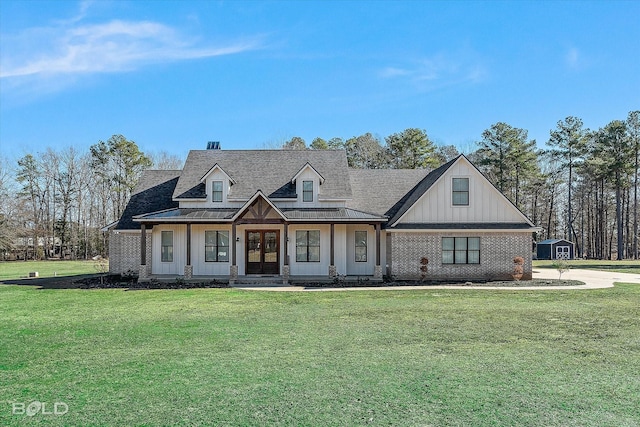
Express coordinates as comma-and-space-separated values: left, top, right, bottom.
1, 0, 639, 163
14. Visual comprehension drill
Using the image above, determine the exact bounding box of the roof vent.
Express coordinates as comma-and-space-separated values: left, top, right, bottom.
206, 141, 221, 150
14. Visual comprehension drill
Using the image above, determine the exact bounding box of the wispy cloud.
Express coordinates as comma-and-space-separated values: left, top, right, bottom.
565, 47, 580, 69
0, 9, 262, 81
379, 51, 487, 89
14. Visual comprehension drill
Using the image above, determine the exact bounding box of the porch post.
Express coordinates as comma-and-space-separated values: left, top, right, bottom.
230, 222, 238, 284
329, 223, 336, 277
282, 222, 290, 285
374, 223, 382, 280
184, 223, 192, 279
139, 223, 149, 281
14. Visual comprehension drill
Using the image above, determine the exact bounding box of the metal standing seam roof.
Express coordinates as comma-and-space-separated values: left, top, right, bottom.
390, 222, 538, 230
133, 207, 386, 222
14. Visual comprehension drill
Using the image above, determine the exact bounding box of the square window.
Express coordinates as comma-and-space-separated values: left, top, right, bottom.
442, 237, 480, 265
296, 230, 320, 262
205, 230, 229, 262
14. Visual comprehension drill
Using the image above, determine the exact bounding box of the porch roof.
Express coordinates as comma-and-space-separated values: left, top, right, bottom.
133, 207, 386, 223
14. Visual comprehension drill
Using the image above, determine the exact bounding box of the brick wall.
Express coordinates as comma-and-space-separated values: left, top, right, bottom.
389, 232, 532, 281
109, 231, 152, 276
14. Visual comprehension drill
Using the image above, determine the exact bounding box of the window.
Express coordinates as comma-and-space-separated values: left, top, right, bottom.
452, 177, 469, 206
355, 231, 367, 262
303, 180, 313, 202
296, 230, 320, 262
205, 230, 229, 262
161, 231, 173, 262
442, 237, 480, 264
212, 181, 223, 202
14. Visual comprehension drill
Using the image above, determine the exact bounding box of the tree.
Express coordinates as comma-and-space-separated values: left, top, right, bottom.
90, 135, 152, 220
282, 136, 307, 150
627, 111, 640, 258
434, 144, 460, 165
327, 137, 345, 149
310, 137, 328, 150
385, 128, 438, 169
16, 154, 46, 259
149, 151, 184, 170
594, 120, 631, 259
344, 133, 389, 169
0, 156, 16, 257
547, 116, 588, 243
476, 122, 537, 207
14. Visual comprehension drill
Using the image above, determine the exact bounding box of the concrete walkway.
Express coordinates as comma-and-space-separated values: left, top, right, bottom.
231, 268, 640, 292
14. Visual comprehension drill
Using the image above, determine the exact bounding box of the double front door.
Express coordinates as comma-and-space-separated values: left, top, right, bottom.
246, 230, 280, 274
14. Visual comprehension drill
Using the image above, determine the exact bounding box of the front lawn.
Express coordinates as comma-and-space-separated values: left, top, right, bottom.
1, 285, 639, 426
0, 260, 102, 280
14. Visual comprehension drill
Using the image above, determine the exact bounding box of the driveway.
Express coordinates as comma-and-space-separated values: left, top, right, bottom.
233, 268, 640, 291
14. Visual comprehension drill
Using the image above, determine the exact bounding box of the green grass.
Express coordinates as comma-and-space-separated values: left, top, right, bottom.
1, 285, 639, 426
0, 260, 102, 280
534, 259, 640, 273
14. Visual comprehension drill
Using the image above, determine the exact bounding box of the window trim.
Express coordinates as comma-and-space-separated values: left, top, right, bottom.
442, 237, 480, 265
296, 230, 320, 262
212, 180, 223, 203
354, 230, 367, 263
205, 230, 229, 263
161, 230, 173, 263
452, 177, 469, 206
302, 180, 314, 203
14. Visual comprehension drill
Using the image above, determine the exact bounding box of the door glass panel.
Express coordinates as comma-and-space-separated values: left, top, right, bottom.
248, 232, 261, 263
264, 232, 278, 263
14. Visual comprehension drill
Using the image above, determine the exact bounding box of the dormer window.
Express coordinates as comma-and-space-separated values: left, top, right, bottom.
212, 181, 223, 202
452, 178, 469, 206
303, 181, 313, 202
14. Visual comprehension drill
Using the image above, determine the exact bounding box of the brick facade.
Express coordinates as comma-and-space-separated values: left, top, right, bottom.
389, 231, 532, 281
109, 231, 152, 276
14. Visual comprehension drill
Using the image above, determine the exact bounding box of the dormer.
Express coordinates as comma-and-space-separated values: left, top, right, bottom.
291, 162, 325, 204
200, 164, 235, 204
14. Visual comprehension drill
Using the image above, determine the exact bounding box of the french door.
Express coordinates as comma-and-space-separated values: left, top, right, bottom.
246, 230, 280, 274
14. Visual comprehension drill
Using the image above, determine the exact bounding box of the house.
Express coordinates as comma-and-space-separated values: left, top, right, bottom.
106, 149, 539, 283
536, 239, 574, 260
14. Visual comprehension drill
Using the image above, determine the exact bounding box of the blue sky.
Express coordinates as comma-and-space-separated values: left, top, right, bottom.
1, 0, 638, 162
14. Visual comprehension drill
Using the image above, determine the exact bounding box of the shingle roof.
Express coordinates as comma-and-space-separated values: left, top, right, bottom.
347, 169, 429, 216
173, 150, 353, 200
115, 170, 181, 230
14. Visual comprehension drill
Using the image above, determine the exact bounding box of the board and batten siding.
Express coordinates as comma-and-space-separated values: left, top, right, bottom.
346, 224, 377, 276
191, 224, 232, 276
151, 224, 186, 275
397, 160, 526, 224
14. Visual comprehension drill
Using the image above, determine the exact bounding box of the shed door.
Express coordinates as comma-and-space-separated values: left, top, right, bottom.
556, 246, 570, 259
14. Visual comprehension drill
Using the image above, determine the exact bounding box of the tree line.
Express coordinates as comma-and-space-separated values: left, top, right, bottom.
0, 135, 182, 260
0, 111, 638, 261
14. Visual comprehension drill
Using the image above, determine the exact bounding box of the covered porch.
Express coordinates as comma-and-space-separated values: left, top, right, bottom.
133, 192, 387, 284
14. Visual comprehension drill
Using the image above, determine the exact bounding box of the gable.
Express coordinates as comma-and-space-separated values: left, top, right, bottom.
393, 156, 534, 226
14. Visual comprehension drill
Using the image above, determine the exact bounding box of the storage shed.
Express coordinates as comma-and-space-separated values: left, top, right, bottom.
536, 239, 574, 260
